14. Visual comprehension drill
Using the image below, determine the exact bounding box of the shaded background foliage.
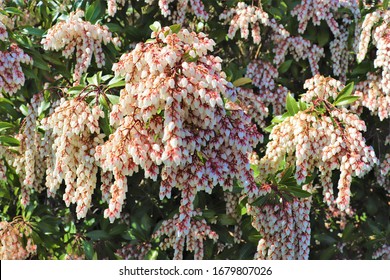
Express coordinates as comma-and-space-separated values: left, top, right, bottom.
0, 0, 388, 260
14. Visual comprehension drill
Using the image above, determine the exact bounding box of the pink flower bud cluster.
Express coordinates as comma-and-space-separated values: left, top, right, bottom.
247, 198, 311, 260
41, 98, 105, 219
0, 43, 32, 95
220, 2, 289, 45
0, 219, 37, 260
152, 210, 218, 260
354, 73, 390, 120
258, 75, 378, 215
372, 244, 390, 260
158, 0, 208, 23
41, 10, 119, 84
12, 94, 46, 205
116, 242, 152, 260
95, 26, 261, 230
272, 34, 324, 75
245, 60, 288, 116
356, 11, 381, 63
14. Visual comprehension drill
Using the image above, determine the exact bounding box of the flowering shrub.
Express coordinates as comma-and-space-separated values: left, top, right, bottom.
0, 0, 388, 260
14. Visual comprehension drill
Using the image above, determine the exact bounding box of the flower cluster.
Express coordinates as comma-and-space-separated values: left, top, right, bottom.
354, 73, 390, 120
116, 242, 152, 260
152, 210, 218, 260
355, 10, 390, 120
0, 43, 32, 95
41, 98, 105, 219
372, 244, 390, 260
41, 10, 119, 84
377, 135, 390, 192
95, 26, 261, 230
248, 197, 311, 260
258, 75, 378, 216
330, 24, 350, 81
0, 20, 7, 41
220, 2, 289, 45
291, 0, 339, 36
224, 192, 242, 243
158, 0, 208, 23
272, 34, 324, 75
245, 60, 288, 116
12, 94, 46, 205
0, 218, 37, 260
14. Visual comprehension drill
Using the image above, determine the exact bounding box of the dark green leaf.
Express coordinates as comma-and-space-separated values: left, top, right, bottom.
251, 195, 269, 207
83, 240, 95, 260
23, 27, 45, 37
278, 60, 293, 74
218, 214, 237, 225
317, 26, 330, 47
85, 0, 103, 24
86, 230, 111, 240
0, 121, 14, 132
4, 7, 23, 15
287, 186, 312, 198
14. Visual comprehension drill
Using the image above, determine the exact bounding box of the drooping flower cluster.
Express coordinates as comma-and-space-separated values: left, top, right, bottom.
157, 0, 208, 23
0, 218, 37, 260
41, 98, 105, 219
0, 43, 32, 95
12, 94, 47, 205
377, 135, 390, 192
41, 10, 119, 84
258, 75, 378, 216
95, 26, 261, 232
248, 197, 311, 260
224, 192, 242, 243
152, 210, 218, 260
372, 244, 390, 260
354, 10, 390, 120
354, 73, 390, 120
245, 60, 288, 115
0, 20, 7, 41
220, 2, 289, 45
116, 242, 152, 260
272, 34, 324, 75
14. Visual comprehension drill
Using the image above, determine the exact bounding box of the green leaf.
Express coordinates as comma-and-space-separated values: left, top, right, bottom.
317, 26, 330, 47
233, 77, 252, 87
0, 121, 14, 132
0, 184, 11, 199
108, 224, 127, 235
105, 94, 119, 105
23, 27, 45, 37
83, 240, 95, 260
4, 7, 23, 15
19, 104, 29, 116
299, 100, 309, 111
279, 166, 294, 184
149, 21, 161, 32
287, 186, 312, 198
278, 60, 293, 74
251, 195, 269, 207
85, 0, 103, 24
333, 96, 360, 106
107, 80, 125, 89
67, 85, 85, 96
86, 230, 111, 240
218, 214, 237, 225
334, 82, 354, 103
0, 136, 20, 147
169, 24, 181, 34
384, 0, 389, 10
286, 93, 299, 116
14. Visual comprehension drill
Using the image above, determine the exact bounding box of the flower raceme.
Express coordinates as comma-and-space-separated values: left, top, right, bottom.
258, 75, 378, 217
41, 10, 120, 84
95, 25, 261, 239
